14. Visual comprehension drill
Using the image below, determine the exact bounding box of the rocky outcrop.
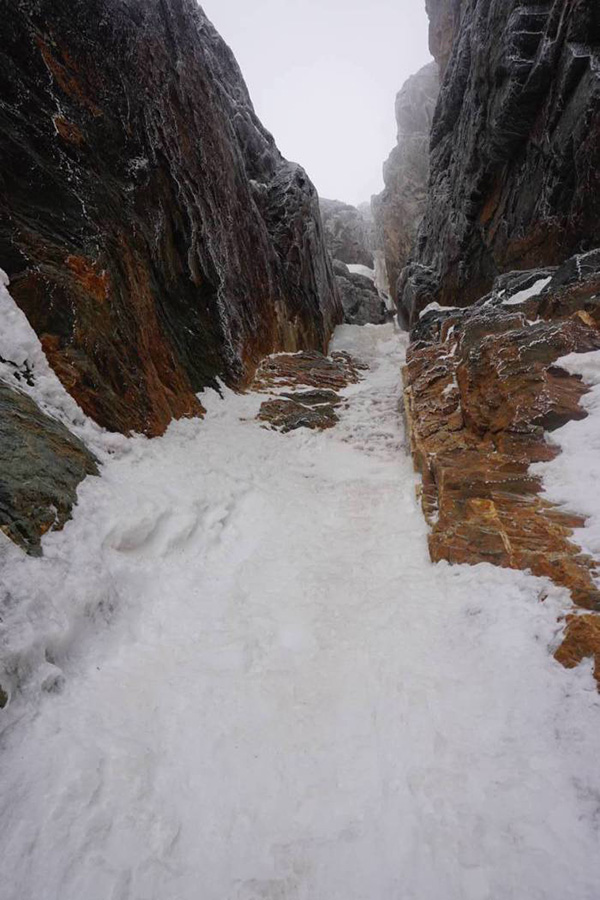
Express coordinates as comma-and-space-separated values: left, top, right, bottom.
254, 348, 366, 432
403, 250, 600, 679
333, 260, 387, 326
0, 0, 341, 436
372, 62, 439, 307
0, 381, 98, 555
400, 0, 600, 326
319, 200, 389, 325
319, 199, 374, 269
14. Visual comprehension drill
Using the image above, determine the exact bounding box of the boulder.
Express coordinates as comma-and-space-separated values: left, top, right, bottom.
0, 382, 98, 555
333, 261, 388, 326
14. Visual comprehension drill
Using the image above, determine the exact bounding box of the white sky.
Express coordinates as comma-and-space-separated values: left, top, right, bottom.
201, 0, 432, 206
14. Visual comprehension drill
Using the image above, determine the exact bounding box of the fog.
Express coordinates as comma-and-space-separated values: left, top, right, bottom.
201, 0, 432, 206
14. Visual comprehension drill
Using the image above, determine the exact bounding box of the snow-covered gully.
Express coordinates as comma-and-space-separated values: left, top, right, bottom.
2, 325, 600, 900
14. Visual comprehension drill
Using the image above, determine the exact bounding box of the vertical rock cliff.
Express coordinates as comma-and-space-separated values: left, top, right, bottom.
400, 0, 600, 325
0, 0, 342, 436
372, 62, 439, 310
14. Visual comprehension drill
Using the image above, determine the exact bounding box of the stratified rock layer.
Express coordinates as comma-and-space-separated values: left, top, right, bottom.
372, 62, 439, 307
0, 0, 341, 436
400, 0, 600, 325
0, 381, 98, 554
403, 251, 600, 679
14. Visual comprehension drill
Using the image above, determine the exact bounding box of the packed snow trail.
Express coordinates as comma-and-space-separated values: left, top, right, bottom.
2, 325, 600, 900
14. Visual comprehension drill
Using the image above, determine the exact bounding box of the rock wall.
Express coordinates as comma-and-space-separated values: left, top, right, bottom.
0, 0, 341, 436
404, 251, 600, 680
332, 261, 387, 327
319, 198, 374, 269
319, 198, 389, 324
400, 0, 600, 326
372, 62, 439, 308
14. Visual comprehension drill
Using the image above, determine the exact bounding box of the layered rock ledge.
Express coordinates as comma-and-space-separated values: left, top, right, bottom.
403, 251, 600, 680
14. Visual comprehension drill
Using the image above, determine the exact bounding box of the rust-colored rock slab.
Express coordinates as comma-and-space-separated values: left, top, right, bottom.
254, 351, 365, 433
555, 615, 600, 683
403, 261, 600, 681
254, 350, 365, 393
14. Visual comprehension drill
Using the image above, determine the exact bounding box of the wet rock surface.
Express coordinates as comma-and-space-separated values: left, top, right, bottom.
403, 253, 600, 678
372, 62, 439, 308
0, 0, 341, 436
400, 0, 600, 325
253, 350, 365, 433
0, 382, 98, 555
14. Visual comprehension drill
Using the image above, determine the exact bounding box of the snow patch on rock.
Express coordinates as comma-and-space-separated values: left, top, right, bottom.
502, 276, 552, 306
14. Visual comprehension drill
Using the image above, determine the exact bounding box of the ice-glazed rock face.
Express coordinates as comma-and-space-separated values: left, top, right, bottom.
319, 199, 374, 269
400, 0, 600, 326
0, 0, 342, 436
372, 62, 439, 310
332, 261, 388, 327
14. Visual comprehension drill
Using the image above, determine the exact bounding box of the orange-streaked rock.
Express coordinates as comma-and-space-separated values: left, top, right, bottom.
403, 263, 600, 682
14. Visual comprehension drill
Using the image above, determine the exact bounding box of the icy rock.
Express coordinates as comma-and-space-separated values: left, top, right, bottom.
319, 198, 374, 268
399, 0, 600, 324
0, 0, 341, 436
0, 381, 98, 555
403, 250, 600, 632
333, 261, 388, 327
372, 62, 440, 315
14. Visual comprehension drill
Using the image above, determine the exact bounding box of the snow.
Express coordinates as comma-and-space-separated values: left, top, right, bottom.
347, 263, 376, 282
1, 305, 600, 898
533, 350, 600, 561
502, 276, 552, 306
419, 301, 459, 319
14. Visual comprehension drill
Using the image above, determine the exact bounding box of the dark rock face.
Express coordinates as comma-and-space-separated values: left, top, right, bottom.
0, 381, 98, 555
332, 260, 387, 326
400, 0, 600, 326
372, 63, 439, 307
0, 0, 341, 436
319, 199, 374, 268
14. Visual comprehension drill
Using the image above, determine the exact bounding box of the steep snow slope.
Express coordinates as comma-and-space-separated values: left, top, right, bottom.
1, 325, 600, 899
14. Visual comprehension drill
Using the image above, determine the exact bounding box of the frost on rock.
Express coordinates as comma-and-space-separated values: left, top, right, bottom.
0, 0, 341, 436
